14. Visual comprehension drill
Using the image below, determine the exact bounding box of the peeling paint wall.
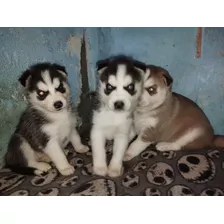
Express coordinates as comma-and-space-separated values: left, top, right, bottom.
0, 27, 224, 166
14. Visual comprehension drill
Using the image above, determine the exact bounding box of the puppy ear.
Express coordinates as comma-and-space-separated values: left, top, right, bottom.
133, 60, 147, 76
96, 59, 109, 75
162, 70, 173, 87
52, 63, 67, 77
143, 68, 151, 81
19, 69, 31, 87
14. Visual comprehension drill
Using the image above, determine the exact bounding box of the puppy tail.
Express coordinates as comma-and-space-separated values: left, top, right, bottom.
213, 135, 224, 148
5, 165, 42, 176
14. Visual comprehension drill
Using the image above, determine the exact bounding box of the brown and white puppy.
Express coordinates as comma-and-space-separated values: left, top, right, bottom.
124, 65, 215, 161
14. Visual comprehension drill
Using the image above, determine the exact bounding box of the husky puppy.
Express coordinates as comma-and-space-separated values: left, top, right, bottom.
5, 62, 89, 176
124, 65, 215, 161
90, 55, 145, 177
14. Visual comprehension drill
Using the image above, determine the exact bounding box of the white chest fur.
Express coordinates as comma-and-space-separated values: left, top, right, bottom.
93, 109, 132, 140
42, 110, 76, 145
134, 110, 158, 134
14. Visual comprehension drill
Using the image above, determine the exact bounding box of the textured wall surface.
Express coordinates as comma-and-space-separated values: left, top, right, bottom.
0, 27, 224, 166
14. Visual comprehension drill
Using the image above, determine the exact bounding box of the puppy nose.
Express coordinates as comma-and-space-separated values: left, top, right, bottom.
114, 101, 124, 110
54, 101, 63, 109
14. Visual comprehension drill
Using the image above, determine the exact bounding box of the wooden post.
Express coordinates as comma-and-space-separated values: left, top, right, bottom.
196, 27, 202, 58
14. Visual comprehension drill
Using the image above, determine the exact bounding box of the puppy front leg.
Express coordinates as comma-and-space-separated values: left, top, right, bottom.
44, 140, 74, 176
35, 152, 52, 163
129, 125, 137, 142
108, 134, 129, 177
156, 128, 202, 152
123, 134, 152, 161
70, 128, 89, 153
91, 128, 107, 176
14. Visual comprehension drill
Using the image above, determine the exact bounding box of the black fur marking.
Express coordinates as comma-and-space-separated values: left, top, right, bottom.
52, 63, 67, 75
5, 166, 37, 176
5, 107, 50, 170
96, 55, 146, 83
89, 91, 101, 112
56, 83, 66, 93
5, 135, 28, 167
19, 69, 32, 87
124, 83, 136, 95
16, 108, 49, 150
19, 62, 67, 92
104, 83, 116, 95
37, 90, 49, 101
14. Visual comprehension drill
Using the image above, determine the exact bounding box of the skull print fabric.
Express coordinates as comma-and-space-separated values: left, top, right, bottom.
0, 143, 224, 196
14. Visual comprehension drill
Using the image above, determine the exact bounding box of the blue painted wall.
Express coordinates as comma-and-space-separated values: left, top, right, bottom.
0, 27, 224, 166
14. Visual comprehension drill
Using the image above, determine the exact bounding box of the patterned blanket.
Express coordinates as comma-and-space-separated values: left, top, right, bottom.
0, 141, 224, 196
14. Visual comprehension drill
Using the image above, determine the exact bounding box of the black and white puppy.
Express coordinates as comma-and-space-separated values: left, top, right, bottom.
90, 55, 145, 177
5, 62, 89, 176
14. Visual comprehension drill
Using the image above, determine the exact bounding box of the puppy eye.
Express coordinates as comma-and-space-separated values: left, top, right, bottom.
128, 83, 135, 91
127, 84, 134, 91
124, 83, 135, 95
56, 83, 66, 93
148, 87, 154, 92
37, 90, 46, 96
104, 83, 116, 95
106, 84, 115, 91
37, 90, 49, 100
146, 86, 157, 95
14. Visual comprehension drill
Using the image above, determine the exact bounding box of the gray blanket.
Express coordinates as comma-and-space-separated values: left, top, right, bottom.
0, 141, 224, 196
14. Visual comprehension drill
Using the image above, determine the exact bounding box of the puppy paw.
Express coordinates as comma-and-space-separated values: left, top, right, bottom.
93, 165, 108, 177
123, 154, 133, 161
108, 165, 124, 178
36, 162, 52, 172
59, 165, 75, 176
123, 150, 136, 161
34, 162, 52, 176
156, 142, 179, 152
35, 152, 52, 163
75, 145, 90, 153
